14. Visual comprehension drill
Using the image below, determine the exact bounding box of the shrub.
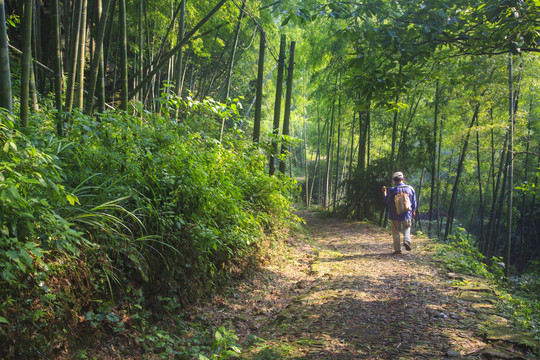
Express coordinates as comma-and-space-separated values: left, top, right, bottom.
1, 98, 298, 357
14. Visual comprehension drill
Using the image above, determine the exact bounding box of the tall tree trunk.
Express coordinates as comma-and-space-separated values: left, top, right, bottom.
102, 0, 116, 77
174, 0, 186, 115
223, 1, 245, 101
86, 0, 111, 113
357, 99, 371, 175
416, 168, 425, 229
51, 0, 63, 134
475, 114, 484, 243
279, 41, 295, 175
65, 0, 83, 111
519, 96, 534, 269
269, 35, 285, 176
436, 113, 443, 237
21, 0, 33, 128
348, 112, 355, 182
325, 92, 337, 209
444, 104, 480, 241
0, 0, 12, 112
396, 91, 423, 166
62, 0, 73, 75
333, 98, 341, 209
505, 54, 515, 277
485, 135, 508, 258
253, 31, 265, 143
75, 0, 88, 109
493, 152, 509, 259
303, 96, 309, 207
31, 0, 42, 93
429, 80, 439, 236
137, 0, 144, 103
119, 0, 128, 110
309, 108, 325, 206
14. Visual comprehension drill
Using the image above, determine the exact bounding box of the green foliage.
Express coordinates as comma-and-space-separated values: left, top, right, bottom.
501, 262, 540, 343
434, 228, 540, 343
198, 326, 242, 360
0, 94, 297, 357
0, 110, 85, 305
434, 227, 494, 279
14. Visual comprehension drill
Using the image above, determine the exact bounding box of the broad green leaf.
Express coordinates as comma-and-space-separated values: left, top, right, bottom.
66, 193, 79, 205
0, 316, 8, 324
19, 249, 33, 266
8, 185, 21, 201
214, 330, 223, 341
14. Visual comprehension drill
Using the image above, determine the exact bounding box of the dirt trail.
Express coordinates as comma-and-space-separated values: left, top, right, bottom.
239, 212, 535, 359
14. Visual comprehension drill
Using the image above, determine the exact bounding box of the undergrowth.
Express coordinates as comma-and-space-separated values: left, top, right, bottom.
434, 227, 540, 345
0, 96, 299, 358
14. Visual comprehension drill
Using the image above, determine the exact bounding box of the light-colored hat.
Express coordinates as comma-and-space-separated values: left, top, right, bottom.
393, 172, 404, 179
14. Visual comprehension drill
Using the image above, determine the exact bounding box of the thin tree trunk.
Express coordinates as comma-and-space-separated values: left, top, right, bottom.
31, 0, 42, 93
493, 152, 509, 258
357, 100, 371, 175
21, 0, 33, 127
333, 98, 341, 209
519, 97, 534, 269
223, 1, 245, 100
396, 90, 423, 166
102, 0, 116, 77
475, 114, 484, 244
51, 0, 63, 134
253, 31, 265, 143
304, 99, 309, 207
348, 112, 355, 182
119, 0, 128, 110
416, 168, 425, 229
429, 80, 439, 236
269, 35, 286, 176
76, 0, 88, 109
309, 108, 325, 206
485, 134, 508, 258
66, 0, 83, 111
174, 0, 186, 113
86, 0, 111, 113
279, 41, 295, 175
436, 113, 443, 237
63, 0, 73, 75
325, 92, 337, 209
444, 104, 481, 241
136, 0, 143, 103
0, 0, 12, 111
505, 54, 515, 277
29, 61, 38, 111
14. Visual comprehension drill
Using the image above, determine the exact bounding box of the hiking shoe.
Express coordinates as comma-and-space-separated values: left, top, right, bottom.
404, 242, 411, 251
392, 250, 402, 255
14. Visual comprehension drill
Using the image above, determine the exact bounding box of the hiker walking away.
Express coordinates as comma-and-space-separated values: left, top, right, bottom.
382, 172, 417, 254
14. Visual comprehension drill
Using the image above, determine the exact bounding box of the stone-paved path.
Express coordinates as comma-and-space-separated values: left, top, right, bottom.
242, 213, 535, 359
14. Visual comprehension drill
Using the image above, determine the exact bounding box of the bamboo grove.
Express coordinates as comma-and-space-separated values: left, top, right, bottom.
287, 0, 540, 276
1, 0, 539, 273
0, 0, 539, 355
1, 0, 540, 275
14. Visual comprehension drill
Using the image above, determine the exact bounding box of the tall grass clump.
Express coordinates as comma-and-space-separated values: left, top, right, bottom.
0, 97, 298, 358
